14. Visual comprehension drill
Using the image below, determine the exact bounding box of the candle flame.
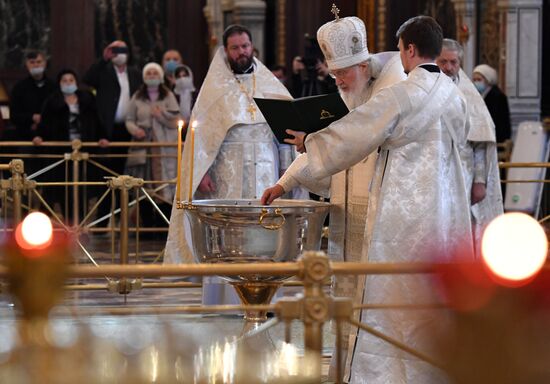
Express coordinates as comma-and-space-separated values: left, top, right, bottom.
191, 120, 198, 129
177, 119, 184, 130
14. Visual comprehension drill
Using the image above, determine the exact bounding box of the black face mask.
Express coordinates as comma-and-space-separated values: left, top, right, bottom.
228, 53, 254, 74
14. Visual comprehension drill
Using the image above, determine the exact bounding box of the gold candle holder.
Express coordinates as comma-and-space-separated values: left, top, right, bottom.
176, 119, 184, 209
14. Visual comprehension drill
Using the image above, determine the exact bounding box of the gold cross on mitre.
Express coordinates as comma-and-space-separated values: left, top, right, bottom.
331, 3, 340, 21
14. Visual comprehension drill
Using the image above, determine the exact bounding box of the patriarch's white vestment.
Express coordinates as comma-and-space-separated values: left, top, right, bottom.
278, 52, 406, 370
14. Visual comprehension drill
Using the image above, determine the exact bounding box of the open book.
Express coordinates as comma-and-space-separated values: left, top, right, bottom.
254, 93, 349, 144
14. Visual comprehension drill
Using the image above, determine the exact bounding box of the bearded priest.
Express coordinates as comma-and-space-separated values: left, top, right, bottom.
165, 25, 300, 305
261, 9, 406, 377
263, 16, 474, 383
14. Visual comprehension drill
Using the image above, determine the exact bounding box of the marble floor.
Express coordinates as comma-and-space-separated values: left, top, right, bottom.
0, 233, 336, 382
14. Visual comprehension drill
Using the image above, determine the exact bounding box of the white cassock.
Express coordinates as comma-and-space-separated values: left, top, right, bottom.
285, 66, 474, 383
456, 69, 503, 257
278, 51, 406, 368
165, 47, 296, 304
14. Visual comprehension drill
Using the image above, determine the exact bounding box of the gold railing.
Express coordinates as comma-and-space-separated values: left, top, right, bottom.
0, 140, 181, 293
0, 252, 445, 383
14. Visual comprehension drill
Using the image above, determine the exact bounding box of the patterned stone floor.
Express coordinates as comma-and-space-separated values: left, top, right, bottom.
0, 233, 336, 382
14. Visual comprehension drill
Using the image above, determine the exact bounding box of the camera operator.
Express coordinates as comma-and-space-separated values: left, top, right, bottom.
289, 37, 337, 98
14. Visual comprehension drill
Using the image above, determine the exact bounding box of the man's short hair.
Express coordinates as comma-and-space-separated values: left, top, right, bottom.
441, 38, 464, 63
396, 16, 443, 59
25, 50, 46, 61
270, 64, 286, 74
222, 25, 253, 48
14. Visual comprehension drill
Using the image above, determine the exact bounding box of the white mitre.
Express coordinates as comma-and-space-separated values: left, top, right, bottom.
317, 15, 369, 70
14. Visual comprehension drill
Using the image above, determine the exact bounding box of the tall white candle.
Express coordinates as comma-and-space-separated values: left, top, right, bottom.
188, 120, 197, 202
176, 120, 184, 204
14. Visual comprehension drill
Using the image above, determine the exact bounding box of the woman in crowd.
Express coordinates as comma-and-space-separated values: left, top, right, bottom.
33, 68, 108, 224
125, 62, 180, 234
173, 64, 196, 123
161, 49, 183, 91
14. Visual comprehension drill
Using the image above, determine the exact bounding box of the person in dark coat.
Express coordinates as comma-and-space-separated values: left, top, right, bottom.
83, 40, 141, 170
83, 40, 141, 226
473, 64, 511, 197
9, 51, 56, 174
33, 69, 108, 225
472, 64, 512, 144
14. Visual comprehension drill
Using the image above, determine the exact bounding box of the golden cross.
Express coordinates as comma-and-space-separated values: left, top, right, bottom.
247, 102, 256, 120
331, 3, 340, 21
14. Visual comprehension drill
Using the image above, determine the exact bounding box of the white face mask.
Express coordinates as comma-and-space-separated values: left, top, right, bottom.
144, 78, 162, 87
175, 77, 193, 92
112, 54, 128, 66
61, 84, 77, 94
29, 66, 45, 76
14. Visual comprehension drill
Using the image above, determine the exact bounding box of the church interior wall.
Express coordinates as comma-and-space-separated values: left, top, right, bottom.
0, 0, 547, 124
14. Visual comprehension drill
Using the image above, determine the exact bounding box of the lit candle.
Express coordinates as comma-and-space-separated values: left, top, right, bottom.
188, 120, 197, 202
176, 120, 184, 205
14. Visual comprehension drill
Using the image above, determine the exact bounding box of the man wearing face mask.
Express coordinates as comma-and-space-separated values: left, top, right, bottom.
84, 40, 142, 173
472, 64, 511, 145
84, 40, 141, 226
9, 51, 56, 172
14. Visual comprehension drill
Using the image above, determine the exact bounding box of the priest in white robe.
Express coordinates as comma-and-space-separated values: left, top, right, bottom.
270, 13, 406, 373
437, 38, 503, 257
263, 16, 474, 383
165, 25, 296, 304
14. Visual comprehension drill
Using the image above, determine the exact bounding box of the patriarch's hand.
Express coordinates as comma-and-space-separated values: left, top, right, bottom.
261, 184, 285, 205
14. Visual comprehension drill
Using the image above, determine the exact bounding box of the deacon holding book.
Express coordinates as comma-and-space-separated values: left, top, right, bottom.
263, 16, 475, 383
261, 7, 406, 376
165, 25, 300, 304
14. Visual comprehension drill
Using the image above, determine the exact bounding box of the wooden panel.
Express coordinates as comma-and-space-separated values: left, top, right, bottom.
384, 0, 422, 50
49, 0, 95, 81
166, 0, 210, 87
357, 0, 376, 52
283, 0, 357, 70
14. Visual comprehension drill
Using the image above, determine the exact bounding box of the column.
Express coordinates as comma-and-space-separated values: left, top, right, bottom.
203, 0, 224, 59
451, 0, 476, 74
231, 0, 267, 62
498, 0, 543, 129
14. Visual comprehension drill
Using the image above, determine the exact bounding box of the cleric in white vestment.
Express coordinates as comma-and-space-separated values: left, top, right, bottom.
437, 38, 503, 258
164, 25, 298, 304
268, 13, 406, 374
264, 16, 474, 383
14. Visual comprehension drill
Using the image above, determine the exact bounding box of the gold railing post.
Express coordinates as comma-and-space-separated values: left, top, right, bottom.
298, 251, 332, 377
10, 159, 25, 224
70, 140, 82, 227
1, 160, 35, 224
107, 175, 144, 294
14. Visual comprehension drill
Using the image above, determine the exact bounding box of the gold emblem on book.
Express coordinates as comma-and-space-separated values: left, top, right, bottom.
320, 109, 335, 120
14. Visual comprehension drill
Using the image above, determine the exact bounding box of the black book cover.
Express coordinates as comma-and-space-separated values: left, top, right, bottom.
254, 93, 349, 144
